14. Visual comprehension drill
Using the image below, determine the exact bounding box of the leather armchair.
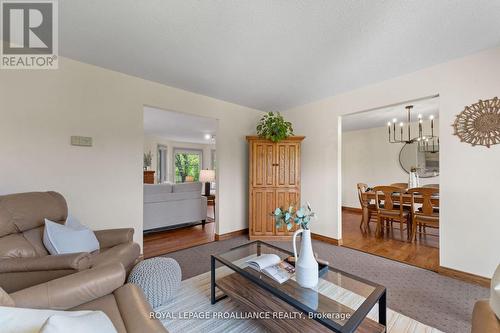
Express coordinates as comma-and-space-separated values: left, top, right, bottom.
471, 300, 500, 333
2, 263, 168, 333
0, 191, 141, 293
471, 264, 500, 333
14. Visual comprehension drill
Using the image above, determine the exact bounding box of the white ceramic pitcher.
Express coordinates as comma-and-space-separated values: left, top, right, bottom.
293, 228, 318, 288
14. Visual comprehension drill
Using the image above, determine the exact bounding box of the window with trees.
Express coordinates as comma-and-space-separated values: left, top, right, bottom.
173, 148, 202, 183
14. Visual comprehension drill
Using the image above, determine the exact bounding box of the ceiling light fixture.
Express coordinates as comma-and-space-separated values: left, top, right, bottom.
387, 105, 439, 153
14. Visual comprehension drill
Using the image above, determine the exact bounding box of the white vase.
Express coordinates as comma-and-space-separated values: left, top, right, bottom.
293, 228, 318, 288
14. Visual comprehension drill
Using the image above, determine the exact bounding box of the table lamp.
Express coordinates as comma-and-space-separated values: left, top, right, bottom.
199, 169, 215, 196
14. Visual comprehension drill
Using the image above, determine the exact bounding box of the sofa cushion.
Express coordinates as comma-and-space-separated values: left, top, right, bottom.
91, 243, 140, 271
0, 234, 37, 259
144, 183, 173, 196
144, 191, 202, 204
0, 191, 67, 237
43, 219, 100, 255
22, 226, 50, 256
172, 182, 202, 193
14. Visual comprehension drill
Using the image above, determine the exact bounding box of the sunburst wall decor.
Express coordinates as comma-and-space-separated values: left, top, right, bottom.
453, 97, 500, 148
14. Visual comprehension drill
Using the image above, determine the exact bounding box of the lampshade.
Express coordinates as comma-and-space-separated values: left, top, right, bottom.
199, 169, 215, 183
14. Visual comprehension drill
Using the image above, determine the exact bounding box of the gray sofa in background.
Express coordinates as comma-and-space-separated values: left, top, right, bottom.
143, 182, 207, 232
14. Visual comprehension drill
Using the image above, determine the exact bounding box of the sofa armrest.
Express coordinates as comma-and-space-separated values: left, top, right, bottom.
10, 263, 126, 310
94, 228, 134, 249
0, 253, 91, 273
471, 300, 500, 333
114, 283, 169, 333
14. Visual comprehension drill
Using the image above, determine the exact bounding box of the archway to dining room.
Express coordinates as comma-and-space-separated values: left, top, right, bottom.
339, 95, 440, 271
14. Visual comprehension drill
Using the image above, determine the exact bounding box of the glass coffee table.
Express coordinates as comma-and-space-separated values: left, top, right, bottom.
211, 241, 386, 333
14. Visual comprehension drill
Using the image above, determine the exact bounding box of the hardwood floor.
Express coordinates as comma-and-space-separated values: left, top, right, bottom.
143, 205, 215, 258
144, 207, 439, 271
342, 210, 439, 271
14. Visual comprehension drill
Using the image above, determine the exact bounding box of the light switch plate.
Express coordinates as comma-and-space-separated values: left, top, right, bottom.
71, 136, 93, 147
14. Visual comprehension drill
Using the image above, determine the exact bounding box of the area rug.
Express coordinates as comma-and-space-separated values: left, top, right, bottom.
155, 265, 443, 333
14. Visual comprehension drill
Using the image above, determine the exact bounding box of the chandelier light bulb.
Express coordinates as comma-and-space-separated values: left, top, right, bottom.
392, 118, 397, 123
204, 134, 211, 140
429, 115, 434, 120
418, 114, 422, 119
387, 122, 391, 126
399, 122, 404, 127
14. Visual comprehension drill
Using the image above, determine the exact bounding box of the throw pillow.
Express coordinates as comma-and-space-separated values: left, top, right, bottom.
0, 306, 116, 333
43, 217, 100, 255
40, 311, 117, 333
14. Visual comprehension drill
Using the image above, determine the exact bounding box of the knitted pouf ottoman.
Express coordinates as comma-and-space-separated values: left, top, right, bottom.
128, 257, 182, 308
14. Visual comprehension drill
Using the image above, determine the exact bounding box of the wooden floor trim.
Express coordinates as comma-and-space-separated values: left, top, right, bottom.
342, 206, 362, 214
311, 233, 343, 246
438, 266, 491, 288
215, 228, 249, 241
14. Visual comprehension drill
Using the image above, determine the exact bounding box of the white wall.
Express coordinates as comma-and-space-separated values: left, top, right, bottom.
284, 47, 500, 278
0, 57, 264, 247
144, 135, 215, 183
342, 122, 439, 208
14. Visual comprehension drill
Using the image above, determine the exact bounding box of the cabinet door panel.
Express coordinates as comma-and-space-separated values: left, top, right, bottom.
275, 188, 300, 236
252, 142, 275, 187
250, 189, 276, 236
276, 143, 300, 187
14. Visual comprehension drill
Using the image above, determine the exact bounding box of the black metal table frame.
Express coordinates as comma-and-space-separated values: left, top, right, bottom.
210, 240, 386, 333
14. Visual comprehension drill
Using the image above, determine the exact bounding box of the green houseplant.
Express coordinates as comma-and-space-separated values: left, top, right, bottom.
272, 202, 316, 231
256, 112, 294, 142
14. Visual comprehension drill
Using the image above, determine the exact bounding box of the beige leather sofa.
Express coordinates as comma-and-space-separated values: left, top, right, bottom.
0, 191, 141, 293
0, 263, 168, 333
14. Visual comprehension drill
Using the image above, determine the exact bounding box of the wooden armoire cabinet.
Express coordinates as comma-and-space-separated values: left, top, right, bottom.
246, 136, 305, 240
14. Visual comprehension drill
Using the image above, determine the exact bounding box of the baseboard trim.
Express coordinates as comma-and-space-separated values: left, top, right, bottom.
438, 266, 491, 288
215, 228, 249, 241
311, 233, 343, 246
342, 206, 362, 214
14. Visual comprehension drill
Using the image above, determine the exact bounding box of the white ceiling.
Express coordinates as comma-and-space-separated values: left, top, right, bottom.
60, 1, 500, 111
342, 96, 439, 132
143, 107, 217, 144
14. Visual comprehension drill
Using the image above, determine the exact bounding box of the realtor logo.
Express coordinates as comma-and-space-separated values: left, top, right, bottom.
1, 0, 58, 69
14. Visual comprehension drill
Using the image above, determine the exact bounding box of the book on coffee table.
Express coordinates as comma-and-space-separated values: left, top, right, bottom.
246, 253, 295, 283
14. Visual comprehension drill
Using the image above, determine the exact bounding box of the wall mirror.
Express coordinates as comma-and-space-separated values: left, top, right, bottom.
399, 140, 439, 178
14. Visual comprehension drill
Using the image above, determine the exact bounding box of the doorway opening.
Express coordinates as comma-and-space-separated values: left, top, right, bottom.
142, 106, 218, 258
340, 95, 440, 271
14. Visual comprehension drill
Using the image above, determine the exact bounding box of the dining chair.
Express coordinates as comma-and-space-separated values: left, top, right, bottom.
423, 184, 439, 189
356, 183, 377, 231
407, 187, 439, 242
373, 185, 411, 240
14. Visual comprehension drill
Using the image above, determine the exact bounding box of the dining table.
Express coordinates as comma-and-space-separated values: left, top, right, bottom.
360, 190, 440, 235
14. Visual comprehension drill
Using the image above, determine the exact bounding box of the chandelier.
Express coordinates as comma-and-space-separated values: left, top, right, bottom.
387, 105, 439, 153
